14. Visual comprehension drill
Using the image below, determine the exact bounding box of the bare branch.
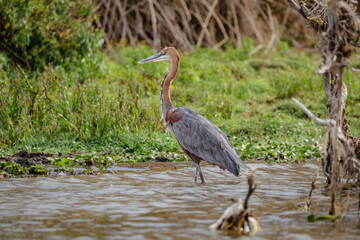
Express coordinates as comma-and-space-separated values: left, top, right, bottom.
351, 67, 360, 72
304, 174, 317, 211
291, 98, 349, 143
148, 0, 159, 49
286, 0, 309, 19
291, 98, 331, 126
244, 174, 257, 210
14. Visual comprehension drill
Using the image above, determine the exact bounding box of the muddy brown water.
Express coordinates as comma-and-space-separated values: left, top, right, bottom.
0, 162, 359, 240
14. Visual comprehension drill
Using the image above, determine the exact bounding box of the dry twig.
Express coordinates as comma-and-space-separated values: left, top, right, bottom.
304, 174, 317, 211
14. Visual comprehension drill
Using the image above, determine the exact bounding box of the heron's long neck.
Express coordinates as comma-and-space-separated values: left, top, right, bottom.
161, 56, 179, 122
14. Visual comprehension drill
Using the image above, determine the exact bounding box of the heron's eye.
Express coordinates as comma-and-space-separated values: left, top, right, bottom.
160, 51, 165, 55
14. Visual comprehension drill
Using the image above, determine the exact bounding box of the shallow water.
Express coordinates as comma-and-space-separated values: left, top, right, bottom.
0, 162, 359, 240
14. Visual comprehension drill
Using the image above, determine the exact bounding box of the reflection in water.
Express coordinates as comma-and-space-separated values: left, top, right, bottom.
0, 162, 359, 240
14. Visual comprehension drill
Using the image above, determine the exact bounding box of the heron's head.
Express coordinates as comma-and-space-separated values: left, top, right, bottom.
138, 47, 178, 64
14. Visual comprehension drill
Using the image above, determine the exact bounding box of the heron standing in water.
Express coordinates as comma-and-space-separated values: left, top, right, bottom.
139, 47, 248, 183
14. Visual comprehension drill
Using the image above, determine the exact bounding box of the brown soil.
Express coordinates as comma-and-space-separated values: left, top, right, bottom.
0, 151, 53, 166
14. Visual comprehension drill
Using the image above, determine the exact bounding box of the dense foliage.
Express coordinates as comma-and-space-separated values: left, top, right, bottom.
0, 0, 105, 147
1, 1, 359, 172
0, 0, 103, 79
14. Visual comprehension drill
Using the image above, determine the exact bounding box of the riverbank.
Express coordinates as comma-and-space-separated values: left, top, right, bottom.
1, 44, 360, 176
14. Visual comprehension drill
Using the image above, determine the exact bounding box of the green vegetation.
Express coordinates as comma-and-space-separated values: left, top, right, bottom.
0, 0, 103, 80
307, 214, 339, 222
2, 41, 360, 167
1, 2, 360, 177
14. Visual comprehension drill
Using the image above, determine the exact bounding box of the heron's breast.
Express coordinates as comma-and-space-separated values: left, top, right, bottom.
165, 109, 182, 126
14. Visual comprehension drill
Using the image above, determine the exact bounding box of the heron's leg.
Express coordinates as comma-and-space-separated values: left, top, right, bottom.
194, 165, 198, 182
196, 163, 205, 184
185, 152, 205, 183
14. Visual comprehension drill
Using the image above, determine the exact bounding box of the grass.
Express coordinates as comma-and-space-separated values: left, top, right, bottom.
1, 40, 360, 176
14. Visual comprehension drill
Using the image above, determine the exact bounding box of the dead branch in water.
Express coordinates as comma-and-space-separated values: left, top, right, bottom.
210, 174, 260, 235
244, 175, 257, 210
304, 174, 317, 212
289, 0, 360, 215
292, 97, 360, 214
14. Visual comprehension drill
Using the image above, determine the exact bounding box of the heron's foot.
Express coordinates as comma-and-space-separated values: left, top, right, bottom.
194, 175, 205, 183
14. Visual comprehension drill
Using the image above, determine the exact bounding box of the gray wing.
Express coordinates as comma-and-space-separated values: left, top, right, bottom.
170, 107, 247, 176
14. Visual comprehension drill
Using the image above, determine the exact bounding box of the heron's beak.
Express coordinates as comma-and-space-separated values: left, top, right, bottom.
138, 52, 169, 64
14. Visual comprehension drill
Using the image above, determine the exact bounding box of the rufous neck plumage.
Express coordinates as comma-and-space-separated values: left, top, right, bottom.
161, 49, 179, 123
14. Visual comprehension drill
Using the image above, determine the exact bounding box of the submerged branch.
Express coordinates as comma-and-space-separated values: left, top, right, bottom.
244, 175, 257, 210
210, 174, 260, 235
304, 174, 317, 211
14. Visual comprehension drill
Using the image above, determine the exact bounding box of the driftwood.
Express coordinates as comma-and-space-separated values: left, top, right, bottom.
210, 175, 260, 235
289, 0, 360, 215
93, 0, 314, 50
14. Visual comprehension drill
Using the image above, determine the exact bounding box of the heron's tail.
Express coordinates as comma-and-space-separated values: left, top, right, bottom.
226, 152, 249, 176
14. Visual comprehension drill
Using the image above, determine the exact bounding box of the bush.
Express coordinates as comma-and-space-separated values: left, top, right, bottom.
0, 0, 107, 147
0, 0, 104, 82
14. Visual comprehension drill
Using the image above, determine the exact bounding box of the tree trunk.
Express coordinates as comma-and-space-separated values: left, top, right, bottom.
288, 0, 360, 215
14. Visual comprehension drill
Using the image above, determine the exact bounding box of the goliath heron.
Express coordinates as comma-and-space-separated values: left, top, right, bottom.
139, 47, 248, 183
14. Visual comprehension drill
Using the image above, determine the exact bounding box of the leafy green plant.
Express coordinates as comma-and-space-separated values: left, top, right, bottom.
28, 164, 48, 174
0, 162, 24, 175
0, 0, 104, 82
307, 214, 339, 222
